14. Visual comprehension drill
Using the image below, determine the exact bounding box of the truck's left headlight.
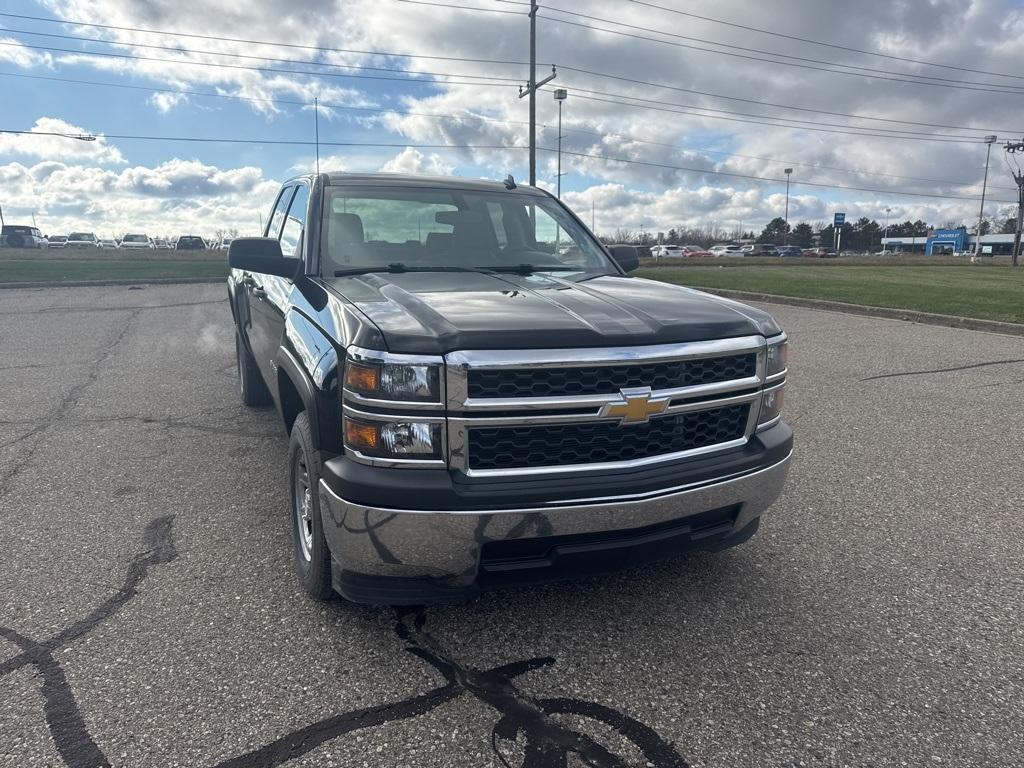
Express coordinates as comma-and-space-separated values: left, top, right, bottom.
344, 416, 443, 460
344, 359, 441, 402
765, 336, 788, 379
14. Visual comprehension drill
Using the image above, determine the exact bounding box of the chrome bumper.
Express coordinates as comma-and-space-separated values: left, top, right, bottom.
318, 452, 791, 599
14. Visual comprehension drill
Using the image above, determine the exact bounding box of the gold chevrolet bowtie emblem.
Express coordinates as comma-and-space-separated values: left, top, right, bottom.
600, 387, 669, 426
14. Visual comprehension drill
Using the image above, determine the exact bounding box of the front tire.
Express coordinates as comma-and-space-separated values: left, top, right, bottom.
289, 412, 333, 601
235, 328, 271, 407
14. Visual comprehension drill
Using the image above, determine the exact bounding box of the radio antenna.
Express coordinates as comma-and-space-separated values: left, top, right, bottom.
314, 96, 321, 176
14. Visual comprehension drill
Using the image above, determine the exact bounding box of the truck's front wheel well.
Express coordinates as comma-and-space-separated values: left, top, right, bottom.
277, 370, 305, 438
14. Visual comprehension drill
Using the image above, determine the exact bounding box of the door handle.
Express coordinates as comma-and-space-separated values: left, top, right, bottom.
252, 286, 267, 299
241, 273, 257, 287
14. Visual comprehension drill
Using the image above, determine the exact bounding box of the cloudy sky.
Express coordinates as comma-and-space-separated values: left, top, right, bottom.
1, 0, 1023, 239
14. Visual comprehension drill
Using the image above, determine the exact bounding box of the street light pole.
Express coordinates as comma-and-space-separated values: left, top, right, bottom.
554, 89, 567, 198
883, 206, 891, 252
976, 135, 998, 255
783, 168, 792, 245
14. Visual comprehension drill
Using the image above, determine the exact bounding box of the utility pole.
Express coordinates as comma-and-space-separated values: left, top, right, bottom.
883, 206, 891, 252
975, 135, 998, 255
783, 168, 792, 245
314, 96, 320, 176
1006, 140, 1024, 267
518, 0, 555, 186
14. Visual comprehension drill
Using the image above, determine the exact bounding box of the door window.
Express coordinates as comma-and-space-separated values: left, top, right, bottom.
279, 184, 309, 257
267, 186, 294, 240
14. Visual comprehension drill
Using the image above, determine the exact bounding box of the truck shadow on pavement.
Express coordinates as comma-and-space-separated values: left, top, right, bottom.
0, 514, 690, 768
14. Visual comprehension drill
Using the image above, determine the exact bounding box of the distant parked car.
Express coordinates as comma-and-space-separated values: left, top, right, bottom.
153, 238, 172, 249
742, 244, 777, 256
776, 245, 803, 257
97, 238, 119, 249
710, 244, 743, 256
48, 235, 68, 249
1, 225, 48, 249
120, 233, 154, 250
649, 244, 684, 259
680, 245, 713, 257
217, 237, 235, 251
66, 232, 100, 249
804, 247, 837, 258
175, 235, 207, 250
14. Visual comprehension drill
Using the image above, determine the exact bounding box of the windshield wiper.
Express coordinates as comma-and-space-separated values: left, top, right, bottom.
333, 263, 477, 277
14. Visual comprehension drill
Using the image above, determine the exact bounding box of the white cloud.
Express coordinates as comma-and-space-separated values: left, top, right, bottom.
148, 91, 189, 113
0, 157, 278, 239
0, 37, 54, 68
0, 118, 125, 164
379, 147, 454, 176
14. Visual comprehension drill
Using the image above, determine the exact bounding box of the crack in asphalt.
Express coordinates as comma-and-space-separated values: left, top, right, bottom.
0, 308, 141, 498
0, 516, 177, 768
212, 606, 690, 768
860, 358, 1024, 381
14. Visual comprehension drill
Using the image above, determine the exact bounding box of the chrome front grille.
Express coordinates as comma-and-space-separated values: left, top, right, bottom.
445, 336, 769, 476
468, 404, 750, 470
467, 353, 757, 399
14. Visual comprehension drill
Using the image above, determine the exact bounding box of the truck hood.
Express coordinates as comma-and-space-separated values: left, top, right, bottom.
325, 272, 781, 354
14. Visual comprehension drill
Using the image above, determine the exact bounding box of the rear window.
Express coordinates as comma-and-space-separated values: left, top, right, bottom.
124, 234, 148, 243
178, 237, 204, 246
68, 233, 95, 240
2, 225, 32, 234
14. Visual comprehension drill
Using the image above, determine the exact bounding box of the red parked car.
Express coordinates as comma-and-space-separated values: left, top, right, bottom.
803, 247, 837, 258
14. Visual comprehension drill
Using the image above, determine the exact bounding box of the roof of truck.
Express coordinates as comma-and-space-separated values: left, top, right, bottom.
292, 172, 545, 194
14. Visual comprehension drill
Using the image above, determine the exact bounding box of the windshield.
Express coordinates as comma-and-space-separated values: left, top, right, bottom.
69, 232, 95, 240
320, 186, 612, 279
124, 234, 148, 243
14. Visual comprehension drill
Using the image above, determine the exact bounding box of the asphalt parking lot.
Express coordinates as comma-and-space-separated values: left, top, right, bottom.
1, 283, 1022, 768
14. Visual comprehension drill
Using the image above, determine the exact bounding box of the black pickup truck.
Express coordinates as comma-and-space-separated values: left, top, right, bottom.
228, 173, 792, 604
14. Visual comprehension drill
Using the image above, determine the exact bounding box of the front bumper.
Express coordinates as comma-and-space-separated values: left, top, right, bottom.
318, 446, 792, 604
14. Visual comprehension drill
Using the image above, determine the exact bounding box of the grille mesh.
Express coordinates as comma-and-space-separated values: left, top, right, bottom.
468, 405, 749, 470
468, 354, 756, 399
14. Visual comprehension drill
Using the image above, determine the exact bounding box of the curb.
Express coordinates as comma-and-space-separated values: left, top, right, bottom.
0, 277, 225, 290
698, 288, 1024, 338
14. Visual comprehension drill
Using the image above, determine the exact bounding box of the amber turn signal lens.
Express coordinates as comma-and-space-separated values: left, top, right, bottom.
343, 418, 379, 451
345, 362, 379, 393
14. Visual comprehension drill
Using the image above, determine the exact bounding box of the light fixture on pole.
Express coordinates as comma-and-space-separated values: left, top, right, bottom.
883, 206, 892, 253
783, 168, 792, 245
553, 89, 567, 198
976, 135, 998, 255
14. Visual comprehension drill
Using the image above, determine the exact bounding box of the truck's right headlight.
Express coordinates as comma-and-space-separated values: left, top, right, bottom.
765, 336, 788, 379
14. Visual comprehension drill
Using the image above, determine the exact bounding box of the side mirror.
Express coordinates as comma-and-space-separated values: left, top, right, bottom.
608, 244, 640, 273
228, 237, 301, 279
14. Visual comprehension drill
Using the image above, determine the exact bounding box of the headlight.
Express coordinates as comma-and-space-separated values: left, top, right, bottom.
765, 336, 788, 379
343, 416, 442, 460
344, 358, 441, 403
758, 385, 784, 427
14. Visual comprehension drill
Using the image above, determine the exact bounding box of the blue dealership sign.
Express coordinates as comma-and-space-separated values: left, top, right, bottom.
834, 212, 846, 227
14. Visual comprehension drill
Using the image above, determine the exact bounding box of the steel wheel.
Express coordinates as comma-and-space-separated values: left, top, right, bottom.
293, 453, 314, 563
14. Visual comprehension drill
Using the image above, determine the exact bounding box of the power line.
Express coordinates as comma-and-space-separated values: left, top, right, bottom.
2, 125, 1009, 203
563, 85, 981, 139
0, 10, 534, 66
625, 0, 1024, 83
0, 28, 523, 82
538, 146, 1019, 204
557, 64, 1020, 135
537, 13, 1024, 95
0, 129, 524, 151
0, 40, 522, 89
5, 68, 1014, 193
541, 4, 1024, 91
563, 90, 989, 143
